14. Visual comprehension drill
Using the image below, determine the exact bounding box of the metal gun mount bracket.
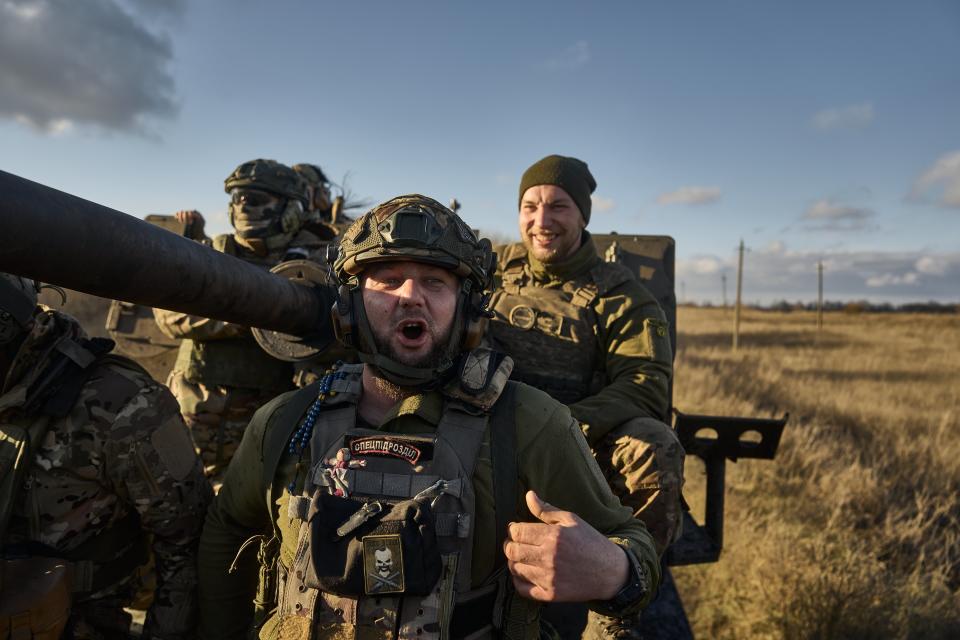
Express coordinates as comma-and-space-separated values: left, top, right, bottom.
251, 259, 337, 362
664, 411, 788, 566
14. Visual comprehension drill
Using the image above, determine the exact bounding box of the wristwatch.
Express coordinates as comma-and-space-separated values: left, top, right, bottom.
595, 546, 651, 616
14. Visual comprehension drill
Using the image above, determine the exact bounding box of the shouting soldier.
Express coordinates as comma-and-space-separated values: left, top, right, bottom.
198, 195, 660, 639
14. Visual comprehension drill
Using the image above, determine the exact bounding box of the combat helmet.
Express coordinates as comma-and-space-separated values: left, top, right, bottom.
330, 194, 495, 387
224, 159, 310, 253
292, 163, 335, 222
0, 273, 39, 345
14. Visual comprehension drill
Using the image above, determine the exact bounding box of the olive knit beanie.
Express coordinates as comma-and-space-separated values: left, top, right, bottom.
518, 155, 596, 225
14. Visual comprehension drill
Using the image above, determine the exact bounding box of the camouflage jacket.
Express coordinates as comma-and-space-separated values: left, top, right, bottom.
489, 234, 673, 445
1, 310, 212, 640
197, 354, 661, 639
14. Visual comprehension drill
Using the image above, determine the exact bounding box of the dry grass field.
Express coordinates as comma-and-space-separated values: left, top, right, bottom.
672, 306, 960, 639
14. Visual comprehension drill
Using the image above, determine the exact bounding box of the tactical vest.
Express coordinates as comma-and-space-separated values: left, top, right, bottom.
269, 355, 532, 640
488, 245, 633, 405
176, 234, 294, 391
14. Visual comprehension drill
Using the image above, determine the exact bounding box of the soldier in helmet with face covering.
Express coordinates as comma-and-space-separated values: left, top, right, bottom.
154, 159, 336, 480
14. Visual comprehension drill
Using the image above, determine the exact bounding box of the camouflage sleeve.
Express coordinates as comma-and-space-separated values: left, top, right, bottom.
153, 307, 248, 341
104, 375, 213, 640
515, 385, 661, 613
569, 281, 673, 446
198, 392, 295, 640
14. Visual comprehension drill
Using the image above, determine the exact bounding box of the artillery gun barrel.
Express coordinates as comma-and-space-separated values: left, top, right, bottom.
0, 169, 324, 335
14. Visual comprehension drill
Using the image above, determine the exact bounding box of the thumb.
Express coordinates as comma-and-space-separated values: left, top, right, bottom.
525, 490, 567, 525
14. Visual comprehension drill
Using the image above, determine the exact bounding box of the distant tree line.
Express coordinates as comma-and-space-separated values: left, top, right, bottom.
687, 300, 959, 314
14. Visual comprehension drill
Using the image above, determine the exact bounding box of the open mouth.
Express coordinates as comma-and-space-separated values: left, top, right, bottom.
397, 320, 427, 344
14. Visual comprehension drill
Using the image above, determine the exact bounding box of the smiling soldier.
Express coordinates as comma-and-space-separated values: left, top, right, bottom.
198, 195, 660, 640
488, 156, 685, 638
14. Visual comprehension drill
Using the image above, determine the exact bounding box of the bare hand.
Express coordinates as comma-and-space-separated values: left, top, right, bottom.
174, 209, 205, 226
503, 491, 629, 602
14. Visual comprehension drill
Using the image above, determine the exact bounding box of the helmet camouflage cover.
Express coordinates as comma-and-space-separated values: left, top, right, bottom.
224, 158, 308, 204
333, 194, 494, 291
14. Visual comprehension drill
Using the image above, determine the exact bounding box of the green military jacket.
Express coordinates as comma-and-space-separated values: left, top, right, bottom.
197, 362, 661, 640
489, 234, 672, 445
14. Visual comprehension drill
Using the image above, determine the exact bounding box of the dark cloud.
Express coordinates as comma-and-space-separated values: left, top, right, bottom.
0, 0, 179, 134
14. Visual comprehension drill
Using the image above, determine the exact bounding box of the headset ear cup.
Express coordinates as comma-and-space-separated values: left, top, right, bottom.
332, 285, 358, 348
462, 316, 487, 350
461, 290, 489, 350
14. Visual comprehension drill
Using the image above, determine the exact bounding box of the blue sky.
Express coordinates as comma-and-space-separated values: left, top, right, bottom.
2, 0, 958, 303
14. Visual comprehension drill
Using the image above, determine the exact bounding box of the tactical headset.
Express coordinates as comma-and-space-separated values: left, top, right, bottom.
328, 196, 495, 388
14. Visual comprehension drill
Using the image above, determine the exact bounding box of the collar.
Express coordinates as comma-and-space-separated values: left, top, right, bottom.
380, 390, 444, 427
527, 230, 601, 283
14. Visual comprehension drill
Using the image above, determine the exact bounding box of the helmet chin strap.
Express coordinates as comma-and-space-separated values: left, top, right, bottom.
351, 289, 468, 390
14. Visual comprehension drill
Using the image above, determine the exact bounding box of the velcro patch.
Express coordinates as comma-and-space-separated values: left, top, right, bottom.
346, 435, 433, 465
363, 534, 405, 594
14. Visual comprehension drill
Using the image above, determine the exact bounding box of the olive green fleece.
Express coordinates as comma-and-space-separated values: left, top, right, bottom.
197, 381, 661, 640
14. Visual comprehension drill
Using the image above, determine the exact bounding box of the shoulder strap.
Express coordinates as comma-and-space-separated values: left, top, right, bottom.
261, 381, 322, 499
31, 337, 116, 418
212, 233, 238, 255
498, 244, 529, 293
488, 380, 518, 573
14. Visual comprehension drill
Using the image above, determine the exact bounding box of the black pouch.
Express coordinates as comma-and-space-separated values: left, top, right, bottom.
305, 489, 443, 597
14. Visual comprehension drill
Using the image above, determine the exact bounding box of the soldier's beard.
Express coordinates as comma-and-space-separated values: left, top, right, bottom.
369, 312, 452, 372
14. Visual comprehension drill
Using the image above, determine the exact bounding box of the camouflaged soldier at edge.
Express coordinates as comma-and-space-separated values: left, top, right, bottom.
154, 159, 353, 479
198, 195, 661, 640
488, 155, 684, 555
0, 273, 211, 639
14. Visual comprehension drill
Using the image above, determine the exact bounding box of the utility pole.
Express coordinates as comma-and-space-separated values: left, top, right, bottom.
722, 273, 728, 309
681, 281, 686, 306
817, 260, 824, 339
733, 239, 744, 351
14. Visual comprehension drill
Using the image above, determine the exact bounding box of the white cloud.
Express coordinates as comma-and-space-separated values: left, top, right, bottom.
760, 240, 785, 255
0, 0, 180, 134
544, 41, 590, 71
811, 102, 874, 130
803, 199, 873, 221
677, 255, 725, 276
656, 186, 721, 206
801, 198, 875, 231
866, 272, 919, 287
915, 255, 953, 275
678, 243, 960, 304
591, 195, 615, 213
909, 151, 960, 208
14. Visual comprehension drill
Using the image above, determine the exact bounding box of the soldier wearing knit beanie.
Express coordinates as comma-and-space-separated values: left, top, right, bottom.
518, 154, 597, 225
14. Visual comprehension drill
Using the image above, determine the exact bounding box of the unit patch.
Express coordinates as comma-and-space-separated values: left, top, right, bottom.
346, 435, 433, 465
363, 534, 405, 594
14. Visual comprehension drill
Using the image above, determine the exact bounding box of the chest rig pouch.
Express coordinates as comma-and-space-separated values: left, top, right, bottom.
490, 249, 631, 405
305, 476, 445, 596
278, 360, 503, 640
